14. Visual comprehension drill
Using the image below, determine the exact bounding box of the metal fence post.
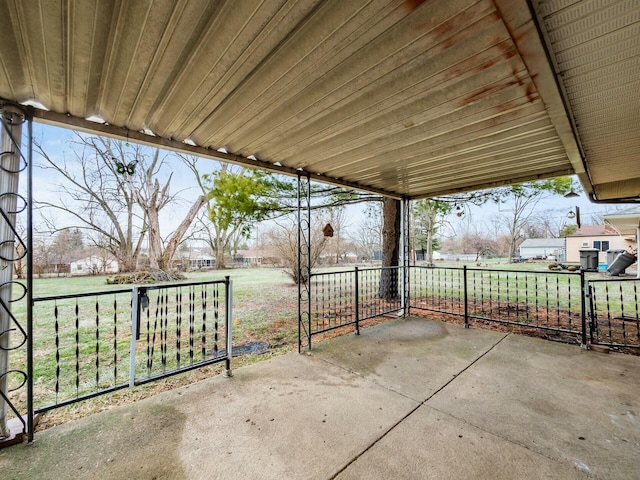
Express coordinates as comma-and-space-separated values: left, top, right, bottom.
224, 276, 233, 377
463, 266, 469, 328
354, 267, 360, 335
129, 287, 139, 387
581, 271, 588, 348
296, 173, 312, 352
400, 198, 410, 316
26, 108, 34, 442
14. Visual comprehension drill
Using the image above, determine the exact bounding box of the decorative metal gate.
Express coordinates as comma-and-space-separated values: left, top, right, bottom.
31, 278, 233, 414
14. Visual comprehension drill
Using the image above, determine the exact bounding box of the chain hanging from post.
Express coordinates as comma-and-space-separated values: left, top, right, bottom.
400, 197, 411, 316
0, 102, 33, 444
297, 173, 312, 352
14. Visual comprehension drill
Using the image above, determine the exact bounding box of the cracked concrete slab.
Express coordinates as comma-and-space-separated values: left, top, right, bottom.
1, 348, 419, 480
335, 404, 589, 480
1, 317, 638, 479
310, 316, 506, 401
426, 334, 640, 480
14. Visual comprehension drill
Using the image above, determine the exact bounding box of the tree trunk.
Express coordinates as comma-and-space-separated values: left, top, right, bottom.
508, 213, 518, 262
160, 195, 206, 270
147, 211, 163, 270
426, 214, 434, 265
215, 232, 226, 269
379, 197, 400, 300
117, 252, 138, 272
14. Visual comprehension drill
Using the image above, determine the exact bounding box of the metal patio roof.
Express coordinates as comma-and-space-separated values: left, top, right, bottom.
1, 0, 638, 201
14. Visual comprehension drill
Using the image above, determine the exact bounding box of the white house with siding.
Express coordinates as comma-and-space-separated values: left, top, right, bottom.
69, 256, 119, 275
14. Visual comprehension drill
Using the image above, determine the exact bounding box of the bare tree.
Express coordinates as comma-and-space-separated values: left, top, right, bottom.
31, 237, 51, 276
35, 134, 146, 272
322, 207, 350, 264
492, 179, 572, 262
413, 199, 453, 265
529, 209, 569, 238
36, 134, 204, 272
461, 233, 502, 261
50, 228, 84, 267
265, 217, 328, 284
350, 203, 382, 263
12, 220, 27, 279
128, 148, 205, 271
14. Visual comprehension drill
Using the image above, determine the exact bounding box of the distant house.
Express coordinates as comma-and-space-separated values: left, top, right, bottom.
235, 247, 283, 266
565, 225, 634, 264
343, 251, 358, 263
187, 254, 215, 270
519, 238, 565, 260
415, 250, 445, 261
69, 256, 118, 275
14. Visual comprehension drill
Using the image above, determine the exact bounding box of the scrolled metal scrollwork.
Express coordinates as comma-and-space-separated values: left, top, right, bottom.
0, 102, 32, 442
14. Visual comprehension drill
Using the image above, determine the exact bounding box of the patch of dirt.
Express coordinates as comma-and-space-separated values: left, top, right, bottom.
410, 298, 640, 355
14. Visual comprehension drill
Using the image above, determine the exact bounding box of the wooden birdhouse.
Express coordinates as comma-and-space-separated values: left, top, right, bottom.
322, 223, 334, 237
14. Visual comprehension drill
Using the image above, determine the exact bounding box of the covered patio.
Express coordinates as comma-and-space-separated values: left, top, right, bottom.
1, 316, 639, 479
1, 0, 640, 467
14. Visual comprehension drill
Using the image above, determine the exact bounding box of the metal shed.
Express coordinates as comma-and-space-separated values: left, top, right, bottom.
518, 238, 566, 260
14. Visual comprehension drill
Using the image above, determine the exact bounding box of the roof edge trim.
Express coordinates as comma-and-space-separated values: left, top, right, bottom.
26, 104, 403, 200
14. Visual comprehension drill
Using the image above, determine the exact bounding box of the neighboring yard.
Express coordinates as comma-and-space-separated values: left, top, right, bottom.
6, 260, 639, 432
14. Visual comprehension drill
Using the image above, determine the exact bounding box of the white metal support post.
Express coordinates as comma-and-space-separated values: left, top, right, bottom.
0, 104, 26, 440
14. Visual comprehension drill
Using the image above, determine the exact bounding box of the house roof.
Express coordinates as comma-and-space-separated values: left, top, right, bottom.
519, 238, 565, 248
1, 1, 639, 201
602, 209, 640, 236
567, 225, 619, 237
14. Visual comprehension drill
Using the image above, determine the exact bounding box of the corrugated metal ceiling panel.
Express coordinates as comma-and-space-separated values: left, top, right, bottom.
1, 0, 636, 200
535, 0, 640, 200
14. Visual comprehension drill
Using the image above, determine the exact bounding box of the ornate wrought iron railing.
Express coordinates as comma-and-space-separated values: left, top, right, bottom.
587, 278, 640, 351
309, 266, 403, 338
31, 278, 232, 413
410, 266, 587, 345
307, 265, 597, 348
0, 103, 33, 443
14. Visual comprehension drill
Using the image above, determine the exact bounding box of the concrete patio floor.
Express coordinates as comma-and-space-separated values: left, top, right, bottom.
1, 317, 639, 479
